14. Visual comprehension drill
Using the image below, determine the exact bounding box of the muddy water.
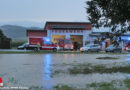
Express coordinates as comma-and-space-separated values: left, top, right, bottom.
0, 54, 129, 88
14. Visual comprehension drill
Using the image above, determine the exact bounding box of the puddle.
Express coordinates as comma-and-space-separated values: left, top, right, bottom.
0, 54, 129, 88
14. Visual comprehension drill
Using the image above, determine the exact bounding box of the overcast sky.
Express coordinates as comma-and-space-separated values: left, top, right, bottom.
0, 0, 89, 22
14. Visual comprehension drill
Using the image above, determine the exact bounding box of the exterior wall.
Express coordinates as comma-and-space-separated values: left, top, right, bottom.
27, 30, 47, 44
83, 30, 92, 46
27, 22, 92, 47
27, 31, 47, 37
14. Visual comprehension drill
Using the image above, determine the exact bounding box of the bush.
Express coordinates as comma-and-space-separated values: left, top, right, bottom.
11, 40, 27, 48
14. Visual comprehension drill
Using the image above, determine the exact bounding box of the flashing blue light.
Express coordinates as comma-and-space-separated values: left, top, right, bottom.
128, 38, 130, 40
46, 38, 50, 42
43, 37, 50, 42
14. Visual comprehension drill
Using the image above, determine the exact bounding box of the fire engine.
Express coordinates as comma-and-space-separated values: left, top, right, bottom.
57, 39, 73, 50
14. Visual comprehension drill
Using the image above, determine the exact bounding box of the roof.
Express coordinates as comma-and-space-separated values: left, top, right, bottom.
44, 21, 91, 30
27, 29, 44, 32
45, 21, 91, 24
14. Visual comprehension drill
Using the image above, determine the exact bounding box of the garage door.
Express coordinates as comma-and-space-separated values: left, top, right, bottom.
52, 35, 65, 44
70, 35, 83, 46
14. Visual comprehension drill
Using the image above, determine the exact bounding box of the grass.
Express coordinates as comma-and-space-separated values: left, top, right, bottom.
2, 79, 130, 90
0, 51, 83, 54
52, 63, 130, 75
11, 40, 27, 48
53, 84, 78, 90
96, 56, 119, 60
86, 80, 127, 90
7, 77, 18, 84
124, 79, 130, 89
87, 82, 116, 90
53, 79, 130, 90
28, 86, 43, 90
0, 50, 127, 54
68, 64, 130, 74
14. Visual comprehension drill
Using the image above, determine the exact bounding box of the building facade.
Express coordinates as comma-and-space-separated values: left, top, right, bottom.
44, 22, 92, 46
27, 21, 92, 47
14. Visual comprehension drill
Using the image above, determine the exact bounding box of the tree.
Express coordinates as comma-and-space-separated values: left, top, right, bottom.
0, 29, 11, 49
0, 29, 6, 40
86, 0, 130, 33
0, 29, 4, 37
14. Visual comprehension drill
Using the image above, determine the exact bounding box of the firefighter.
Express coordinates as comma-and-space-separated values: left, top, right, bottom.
37, 42, 41, 52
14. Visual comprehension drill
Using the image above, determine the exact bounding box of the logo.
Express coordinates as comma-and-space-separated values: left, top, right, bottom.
0, 77, 4, 87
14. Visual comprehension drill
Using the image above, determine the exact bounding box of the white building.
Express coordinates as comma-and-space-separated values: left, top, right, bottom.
44, 22, 92, 46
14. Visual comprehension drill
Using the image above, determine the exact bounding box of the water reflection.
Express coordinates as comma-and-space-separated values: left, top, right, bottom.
127, 54, 130, 79
43, 54, 53, 89
127, 54, 130, 65
71, 54, 74, 58
128, 75, 130, 79
43, 54, 52, 80
64, 54, 68, 60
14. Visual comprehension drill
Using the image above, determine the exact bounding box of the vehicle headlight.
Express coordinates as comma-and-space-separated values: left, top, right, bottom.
57, 46, 60, 50
80, 47, 83, 51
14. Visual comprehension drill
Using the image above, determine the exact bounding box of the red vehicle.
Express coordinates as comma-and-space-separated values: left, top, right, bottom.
124, 41, 130, 51
27, 37, 59, 51
57, 39, 73, 50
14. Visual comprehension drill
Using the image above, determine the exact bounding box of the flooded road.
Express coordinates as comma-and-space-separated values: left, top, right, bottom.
0, 53, 129, 89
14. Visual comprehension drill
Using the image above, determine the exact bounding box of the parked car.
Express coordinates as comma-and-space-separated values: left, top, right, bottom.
80, 44, 101, 52
17, 43, 35, 50
105, 45, 122, 53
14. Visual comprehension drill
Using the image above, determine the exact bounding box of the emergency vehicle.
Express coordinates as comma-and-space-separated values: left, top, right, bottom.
29, 37, 60, 51
57, 39, 73, 50
124, 41, 130, 51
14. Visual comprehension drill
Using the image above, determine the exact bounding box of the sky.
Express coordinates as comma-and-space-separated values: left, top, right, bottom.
0, 0, 88, 23
0, 0, 110, 31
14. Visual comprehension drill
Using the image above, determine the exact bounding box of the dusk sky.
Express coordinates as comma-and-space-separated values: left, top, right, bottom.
0, 0, 88, 23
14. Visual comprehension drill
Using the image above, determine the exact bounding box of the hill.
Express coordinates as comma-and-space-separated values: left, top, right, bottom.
0, 25, 42, 40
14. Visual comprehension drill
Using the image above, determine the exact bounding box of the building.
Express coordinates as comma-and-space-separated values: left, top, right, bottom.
27, 21, 92, 47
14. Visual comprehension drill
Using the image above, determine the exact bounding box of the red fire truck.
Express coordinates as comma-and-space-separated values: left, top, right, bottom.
57, 39, 73, 50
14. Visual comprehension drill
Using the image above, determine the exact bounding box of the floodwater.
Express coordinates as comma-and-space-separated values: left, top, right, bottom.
0, 53, 129, 89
